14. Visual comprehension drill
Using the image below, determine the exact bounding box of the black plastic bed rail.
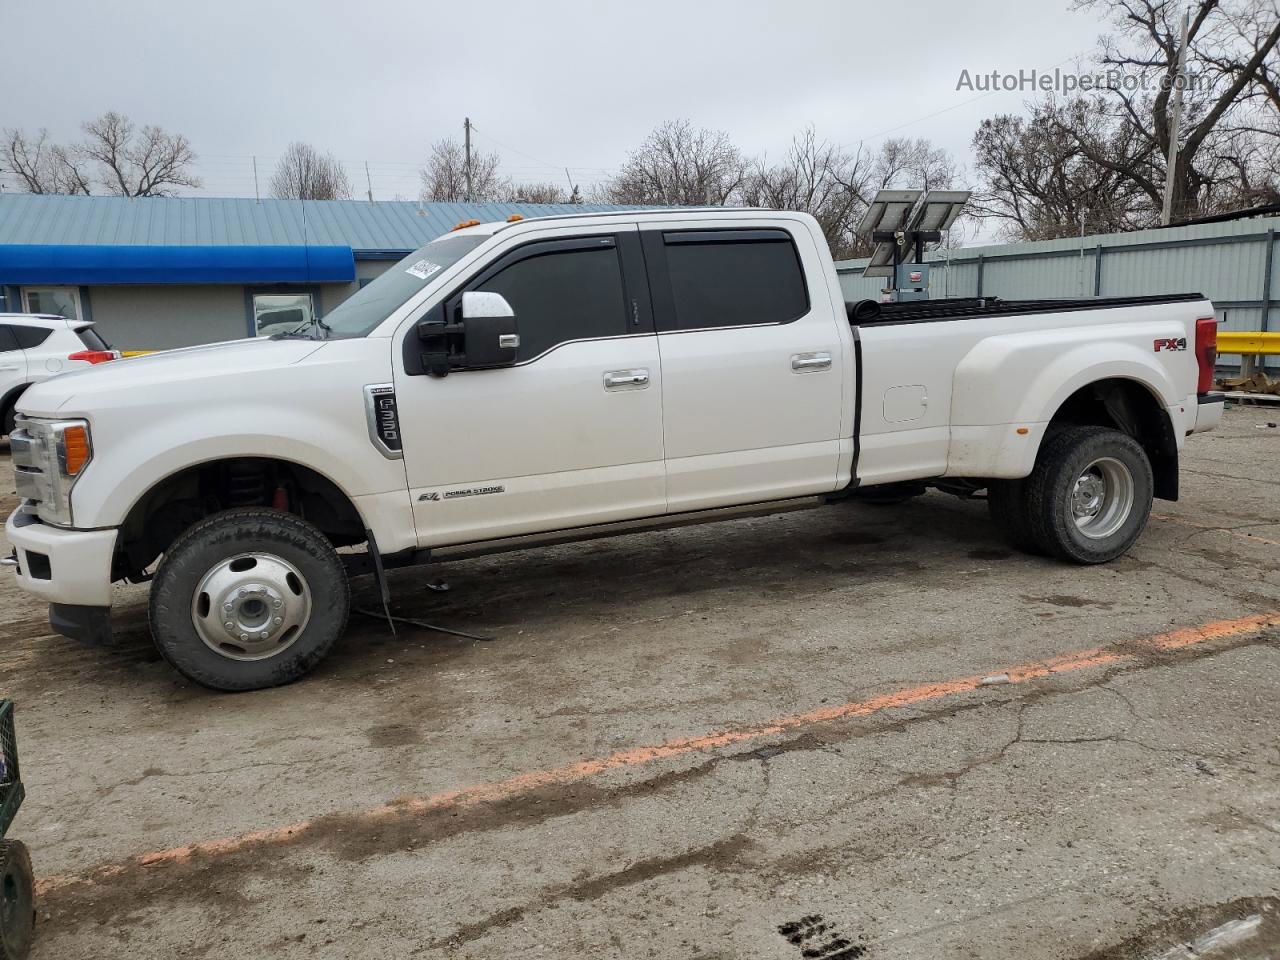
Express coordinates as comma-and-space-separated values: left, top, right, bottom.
847, 292, 1208, 325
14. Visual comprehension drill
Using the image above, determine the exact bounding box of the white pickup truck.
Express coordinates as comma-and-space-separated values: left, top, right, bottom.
4, 209, 1223, 690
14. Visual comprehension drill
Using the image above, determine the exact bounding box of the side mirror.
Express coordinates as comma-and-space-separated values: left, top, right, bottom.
412, 292, 519, 377
459, 292, 520, 368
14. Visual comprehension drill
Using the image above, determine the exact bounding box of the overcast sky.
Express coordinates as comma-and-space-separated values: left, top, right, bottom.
2, 0, 1105, 205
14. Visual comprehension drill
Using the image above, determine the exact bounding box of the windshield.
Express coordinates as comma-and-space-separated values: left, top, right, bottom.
320, 234, 488, 339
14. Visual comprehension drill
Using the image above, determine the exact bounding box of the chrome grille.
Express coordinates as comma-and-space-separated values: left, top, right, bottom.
9, 420, 49, 505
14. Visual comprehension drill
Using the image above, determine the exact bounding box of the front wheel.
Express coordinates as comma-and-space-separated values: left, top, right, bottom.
1023, 426, 1153, 564
0, 839, 35, 960
149, 508, 350, 691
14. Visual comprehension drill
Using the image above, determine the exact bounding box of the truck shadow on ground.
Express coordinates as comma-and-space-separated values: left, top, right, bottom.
6, 494, 1026, 696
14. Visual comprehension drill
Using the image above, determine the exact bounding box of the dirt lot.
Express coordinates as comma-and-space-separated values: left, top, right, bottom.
2, 406, 1279, 959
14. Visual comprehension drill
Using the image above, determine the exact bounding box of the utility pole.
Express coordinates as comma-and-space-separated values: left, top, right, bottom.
365, 161, 374, 203
252, 155, 260, 203
464, 117, 473, 203
1161, 8, 1190, 225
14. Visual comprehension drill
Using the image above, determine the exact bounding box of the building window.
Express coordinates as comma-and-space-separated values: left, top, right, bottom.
22, 286, 83, 321
253, 293, 314, 337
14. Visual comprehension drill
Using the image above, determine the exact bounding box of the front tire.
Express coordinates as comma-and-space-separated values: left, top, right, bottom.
0, 839, 35, 960
1023, 426, 1153, 564
149, 508, 350, 691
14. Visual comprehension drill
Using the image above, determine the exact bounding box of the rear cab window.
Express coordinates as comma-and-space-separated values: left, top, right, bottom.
74, 325, 111, 351
645, 228, 810, 332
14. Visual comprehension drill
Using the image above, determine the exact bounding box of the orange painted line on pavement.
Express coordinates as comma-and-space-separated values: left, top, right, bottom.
1152, 512, 1280, 547
36, 611, 1280, 895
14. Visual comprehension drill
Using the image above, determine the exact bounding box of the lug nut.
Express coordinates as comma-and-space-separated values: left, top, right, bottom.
273, 599, 282, 608
273, 617, 282, 625
240, 633, 248, 642
224, 621, 234, 629
224, 602, 233, 611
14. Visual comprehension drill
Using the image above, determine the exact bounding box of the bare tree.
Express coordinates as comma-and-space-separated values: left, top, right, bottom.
2, 112, 198, 196
741, 127, 872, 258
971, 99, 1155, 239
1, 128, 91, 194
602, 119, 747, 205
79, 111, 201, 196
419, 138, 506, 203
507, 181, 573, 204
268, 142, 353, 200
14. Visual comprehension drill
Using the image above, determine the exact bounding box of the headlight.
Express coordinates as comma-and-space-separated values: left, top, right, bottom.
10, 417, 93, 527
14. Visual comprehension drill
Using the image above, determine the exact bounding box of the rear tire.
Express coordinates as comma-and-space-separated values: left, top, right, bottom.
149, 508, 350, 692
1023, 426, 1153, 564
0, 839, 35, 960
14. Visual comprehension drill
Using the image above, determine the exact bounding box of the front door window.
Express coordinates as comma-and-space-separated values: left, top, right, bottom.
22, 287, 82, 321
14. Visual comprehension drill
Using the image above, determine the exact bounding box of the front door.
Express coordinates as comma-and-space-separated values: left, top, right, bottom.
394, 227, 666, 547
641, 223, 847, 512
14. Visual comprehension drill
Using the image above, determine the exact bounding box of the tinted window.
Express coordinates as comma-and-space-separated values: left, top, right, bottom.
0, 326, 19, 354
13, 326, 52, 349
75, 326, 110, 351
660, 230, 808, 331
471, 241, 627, 361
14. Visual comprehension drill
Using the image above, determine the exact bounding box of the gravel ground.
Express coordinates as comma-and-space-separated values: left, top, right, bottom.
1, 404, 1278, 959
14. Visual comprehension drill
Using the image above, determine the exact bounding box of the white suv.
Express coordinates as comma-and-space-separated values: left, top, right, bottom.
0, 314, 118, 437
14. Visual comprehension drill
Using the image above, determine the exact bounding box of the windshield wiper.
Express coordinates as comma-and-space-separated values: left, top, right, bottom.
271, 316, 332, 341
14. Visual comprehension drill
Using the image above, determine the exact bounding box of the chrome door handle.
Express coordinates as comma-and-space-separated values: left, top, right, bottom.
792, 353, 832, 372
604, 369, 650, 390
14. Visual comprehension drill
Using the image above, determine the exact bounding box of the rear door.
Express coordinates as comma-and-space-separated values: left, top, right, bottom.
641, 221, 846, 512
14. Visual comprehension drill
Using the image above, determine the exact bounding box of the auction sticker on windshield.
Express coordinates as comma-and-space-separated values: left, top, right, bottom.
405, 259, 444, 281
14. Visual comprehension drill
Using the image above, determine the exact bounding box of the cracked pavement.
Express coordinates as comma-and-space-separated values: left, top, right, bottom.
2, 405, 1279, 958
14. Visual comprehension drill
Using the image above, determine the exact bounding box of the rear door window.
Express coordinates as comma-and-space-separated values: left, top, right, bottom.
0, 326, 19, 354
12, 326, 52, 349
648, 229, 809, 332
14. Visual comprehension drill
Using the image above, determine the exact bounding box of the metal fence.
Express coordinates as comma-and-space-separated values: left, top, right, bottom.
836, 214, 1280, 365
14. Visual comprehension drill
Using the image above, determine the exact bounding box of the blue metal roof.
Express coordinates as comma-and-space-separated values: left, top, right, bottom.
0, 194, 642, 254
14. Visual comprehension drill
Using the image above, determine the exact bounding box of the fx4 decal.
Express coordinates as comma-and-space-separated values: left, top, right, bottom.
1154, 337, 1187, 352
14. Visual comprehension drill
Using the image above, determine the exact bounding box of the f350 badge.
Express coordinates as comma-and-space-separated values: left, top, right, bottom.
1153, 337, 1187, 352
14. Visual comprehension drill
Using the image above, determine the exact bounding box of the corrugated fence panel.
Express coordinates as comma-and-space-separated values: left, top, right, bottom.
1099, 237, 1266, 301
980, 252, 1096, 299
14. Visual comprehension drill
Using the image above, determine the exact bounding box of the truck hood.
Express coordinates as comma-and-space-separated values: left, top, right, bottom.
17, 337, 328, 417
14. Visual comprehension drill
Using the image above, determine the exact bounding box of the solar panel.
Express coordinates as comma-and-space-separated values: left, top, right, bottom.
906, 190, 972, 234
855, 189, 923, 237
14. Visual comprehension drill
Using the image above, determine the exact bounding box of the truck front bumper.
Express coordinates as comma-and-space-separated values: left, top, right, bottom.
4, 505, 117, 608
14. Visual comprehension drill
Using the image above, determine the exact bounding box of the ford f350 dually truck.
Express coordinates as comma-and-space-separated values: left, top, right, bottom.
4, 209, 1223, 690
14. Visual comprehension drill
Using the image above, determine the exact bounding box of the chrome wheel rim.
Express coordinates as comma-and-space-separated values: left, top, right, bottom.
1069, 457, 1134, 540
191, 553, 312, 661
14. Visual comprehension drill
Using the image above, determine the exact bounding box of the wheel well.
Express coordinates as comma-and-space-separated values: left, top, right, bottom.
1047, 378, 1178, 501
117, 458, 366, 579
